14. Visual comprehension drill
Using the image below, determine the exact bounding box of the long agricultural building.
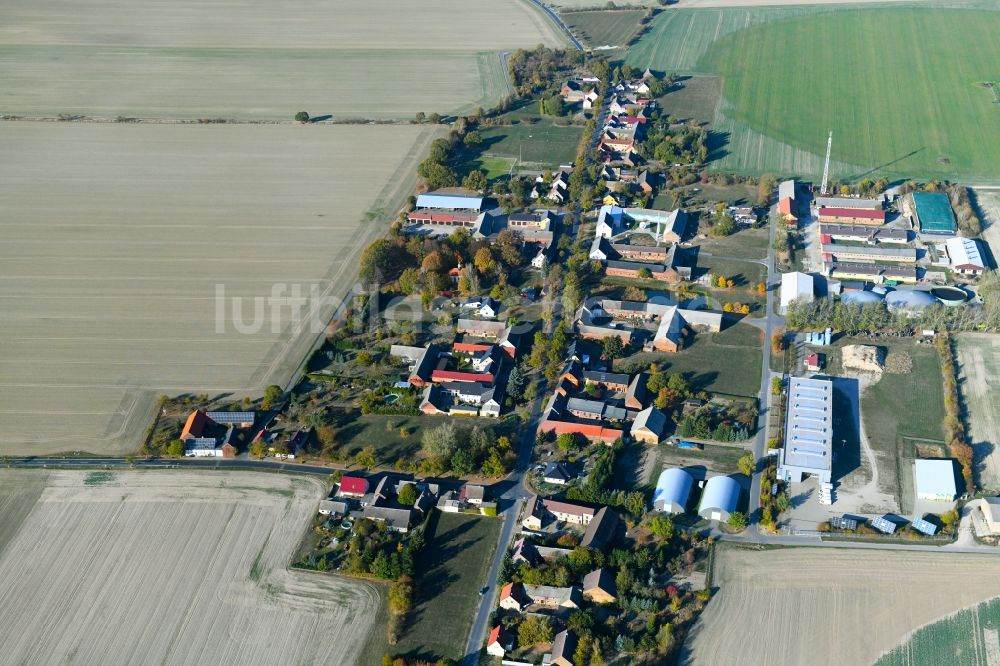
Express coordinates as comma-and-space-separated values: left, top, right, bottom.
820, 224, 908, 244
779, 377, 833, 485
827, 262, 917, 284
821, 244, 917, 264
814, 196, 882, 210
817, 207, 885, 225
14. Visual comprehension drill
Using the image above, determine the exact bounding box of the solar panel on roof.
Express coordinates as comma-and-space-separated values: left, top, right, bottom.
871, 516, 897, 534
911, 518, 937, 536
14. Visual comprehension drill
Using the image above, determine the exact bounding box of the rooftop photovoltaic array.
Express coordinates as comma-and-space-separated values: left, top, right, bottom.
206, 411, 256, 424
911, 517, 937, 536
871, 516, 897, 534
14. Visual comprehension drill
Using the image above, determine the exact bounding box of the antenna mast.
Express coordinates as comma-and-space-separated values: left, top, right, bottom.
821, 131, 833, 195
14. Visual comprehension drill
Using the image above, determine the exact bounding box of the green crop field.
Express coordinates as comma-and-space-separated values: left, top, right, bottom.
876, 596, 1000, 666
562, 10, 646, 49
627, 6, 1000, 180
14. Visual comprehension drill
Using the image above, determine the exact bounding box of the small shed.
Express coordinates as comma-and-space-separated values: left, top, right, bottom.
698, 475, 741, 522
653, 468, 694, 514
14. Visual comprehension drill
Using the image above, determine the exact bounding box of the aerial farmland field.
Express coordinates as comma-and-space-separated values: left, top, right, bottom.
876, 595, 1000, 666
0, 470, 381, 665
0, 122, 438, 455
0, 0, 566, 119
626, 5, 1000, 180
561, 10, 646, 49
683, 546, 1000, 666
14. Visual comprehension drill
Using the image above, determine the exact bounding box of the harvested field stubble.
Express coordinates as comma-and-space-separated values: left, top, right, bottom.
0, 471, 381, 665
683, 546, 1000, 666
0, 122, 437, 454
0, 0, 566, 119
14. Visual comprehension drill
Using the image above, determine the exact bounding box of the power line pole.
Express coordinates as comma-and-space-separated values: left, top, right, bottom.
820, 130, 833, 195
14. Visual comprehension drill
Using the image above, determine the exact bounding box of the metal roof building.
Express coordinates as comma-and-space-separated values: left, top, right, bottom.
815, 196, 881, 210
779, 377, 833, 484
913, 192, 956, 235
914, 458, 958, 502
415, 192, 484, 211
698, 475, 741, 522
780, 272, 814, 312
778, 179, 796, 201
945, 237, 986, 274
653, 468, 694, 513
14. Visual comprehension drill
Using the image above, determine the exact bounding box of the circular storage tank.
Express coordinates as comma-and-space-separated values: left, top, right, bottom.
884, 289, 936, 312
842, 290, 883, 305
931, 286, 968, 307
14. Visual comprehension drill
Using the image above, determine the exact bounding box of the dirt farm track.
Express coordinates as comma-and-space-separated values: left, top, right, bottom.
0, 470, 380, 666
682, 546, 1000, 666
0, 122, 438, 455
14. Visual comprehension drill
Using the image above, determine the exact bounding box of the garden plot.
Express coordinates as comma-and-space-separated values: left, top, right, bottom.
684, 546, 1000, 666
0, 122, 436, 454
0, 470, 381, 666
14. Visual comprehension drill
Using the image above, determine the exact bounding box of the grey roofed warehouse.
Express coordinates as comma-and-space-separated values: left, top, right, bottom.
779, 377, 833, 484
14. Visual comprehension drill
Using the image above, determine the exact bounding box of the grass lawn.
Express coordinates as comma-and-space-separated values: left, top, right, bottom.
694, 228, 769, 261
659, 76, 721, 124
853, 339, 946, 512
700, 8, 1000, 181
562, 9, 646, 49
476, 121, 583, 170
392, 511, 502, 661
328, 411, 432, 464
655, 441, 746, 479
616, 322, 762, 398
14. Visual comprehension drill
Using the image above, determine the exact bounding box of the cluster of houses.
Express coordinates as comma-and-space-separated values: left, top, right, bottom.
179, 409, 256, 457
597, 75, 657, 166
559, 77, 600, 111
537, 360, 668, 446
403, 190, 559, 269
320, 474, 495, 532
390, 321, 529, 418
486, 495, 621, 660
530, 168, 572, 206
575, 297, 722, 353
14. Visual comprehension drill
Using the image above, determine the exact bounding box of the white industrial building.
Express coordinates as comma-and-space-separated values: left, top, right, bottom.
779, 377, 833, 493
780, 272, 814, 312
698, 475, 741, 522
653, 468, 694, 514
945, 237, 986, 276
914, 459, 958, 502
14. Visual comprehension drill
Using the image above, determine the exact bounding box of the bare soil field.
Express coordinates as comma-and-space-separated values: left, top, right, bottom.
0, 122, 437, 454
0, 470, 381, 665
0, 0, 564, 119
682, 546, 1000, 666
956, 334, 1000, 492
